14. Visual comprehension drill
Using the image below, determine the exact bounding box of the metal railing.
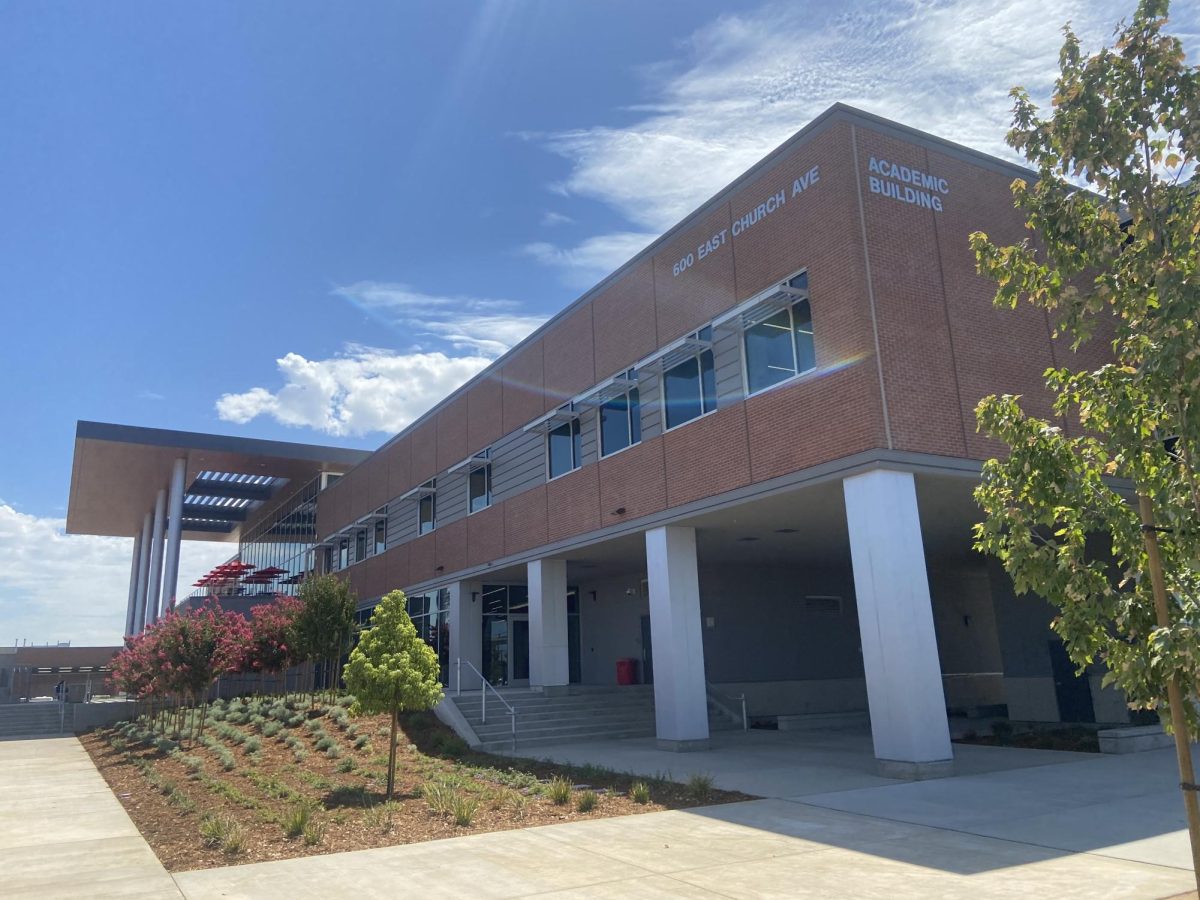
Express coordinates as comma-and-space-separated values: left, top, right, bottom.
455, 658, 516, 749
706, 683, 748, 732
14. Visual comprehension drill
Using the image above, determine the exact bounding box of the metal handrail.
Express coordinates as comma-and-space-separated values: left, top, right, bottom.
706, 683, 748, 732
455, 658, 516, 749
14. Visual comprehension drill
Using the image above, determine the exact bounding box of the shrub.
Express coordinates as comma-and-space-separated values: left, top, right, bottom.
314, 736, 335, 752
199, 813, 243, 854
262, 721, 282, 738
575, 790, 598, 813
353, 735, 370, 750
686, 773, 714, 803
629, 781, 651, 805
244, 736, 262, 754
325, 745, 342, 760
302, 819, 326, 846
364, 801, 398, 833
282, 802, 312, 839
450, 794, 478, 827
547, 776, 572, 806
336, 757, 355, 773
421, 781, 456, 816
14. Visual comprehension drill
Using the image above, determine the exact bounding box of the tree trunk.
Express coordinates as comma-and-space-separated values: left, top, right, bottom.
1138, 492, 1200, 892
386, 706, 398, 801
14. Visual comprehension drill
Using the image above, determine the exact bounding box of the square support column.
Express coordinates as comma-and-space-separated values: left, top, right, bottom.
133, 512, 153, 634
125, 532, 143, 637
145, 488, 167, 626
161, 458, 186, 613
645, 525, 710, 751
528, 559, 569, 693
843, 469, 953, 778
448, 581, 483, 692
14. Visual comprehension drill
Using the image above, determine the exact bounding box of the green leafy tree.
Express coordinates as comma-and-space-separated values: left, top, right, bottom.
343, 590, 443, 800
968, 0, 1200, 881
293, 574, 358, 699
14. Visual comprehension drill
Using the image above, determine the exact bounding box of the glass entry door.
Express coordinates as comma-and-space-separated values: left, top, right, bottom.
509, 616, 530, 686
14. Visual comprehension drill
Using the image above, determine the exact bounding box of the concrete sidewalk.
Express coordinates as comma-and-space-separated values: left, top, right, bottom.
0, 736, 183, 899
4, 734, 1195, 899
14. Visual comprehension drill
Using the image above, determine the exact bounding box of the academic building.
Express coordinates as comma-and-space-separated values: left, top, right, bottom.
67, 105, 1127, 777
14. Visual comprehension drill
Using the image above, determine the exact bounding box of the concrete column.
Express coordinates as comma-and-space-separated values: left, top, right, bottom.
160, 458, 187, 614
528, 559, 569, 692
843, 469, 953, 777
645, 525, 710, 750
133, 512, 153, 633
124, 531, 143, 637
448, 580, 483, 691
145, 488, 167, 626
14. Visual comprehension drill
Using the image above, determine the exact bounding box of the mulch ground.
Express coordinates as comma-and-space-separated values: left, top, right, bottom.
82, 697, 750, 872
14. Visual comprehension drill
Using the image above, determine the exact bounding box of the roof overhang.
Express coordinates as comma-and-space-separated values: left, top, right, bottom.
66, 421, 371, 543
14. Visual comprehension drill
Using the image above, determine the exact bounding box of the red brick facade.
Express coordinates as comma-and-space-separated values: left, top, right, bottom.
318, 106, 1103, 598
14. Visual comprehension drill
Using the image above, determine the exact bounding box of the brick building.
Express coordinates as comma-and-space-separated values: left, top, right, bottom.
68, 105, 1126, 776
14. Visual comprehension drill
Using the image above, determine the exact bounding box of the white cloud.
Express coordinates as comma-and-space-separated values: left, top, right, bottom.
523, 231, 659, 289
216, 343, 496, 437
0, 501, 232, 647
216, 282, 548, 437
541, 210, 574, 227
527, 0, 1184, 257
332, 281, 545, 357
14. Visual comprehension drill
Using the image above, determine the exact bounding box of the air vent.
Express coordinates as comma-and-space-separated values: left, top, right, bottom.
804, 595, 842, 615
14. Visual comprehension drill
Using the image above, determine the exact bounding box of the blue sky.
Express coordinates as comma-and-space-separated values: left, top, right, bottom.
1, 0, 1195, 645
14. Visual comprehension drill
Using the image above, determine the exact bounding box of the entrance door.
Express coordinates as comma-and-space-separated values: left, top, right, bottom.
640, 614, 654, 684
1048, 640, 1095, 723
509, 615, 530, 686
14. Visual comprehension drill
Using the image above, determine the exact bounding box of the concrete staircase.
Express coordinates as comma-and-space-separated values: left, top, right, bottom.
450, 685, 740, 753
0, 702, 67, 739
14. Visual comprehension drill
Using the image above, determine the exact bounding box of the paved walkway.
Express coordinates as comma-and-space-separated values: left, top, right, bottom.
0, 736, 183, 899
2, 734, 1195, 898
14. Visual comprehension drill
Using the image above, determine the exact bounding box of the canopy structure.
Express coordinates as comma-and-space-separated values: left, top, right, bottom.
67, 421, 370, 543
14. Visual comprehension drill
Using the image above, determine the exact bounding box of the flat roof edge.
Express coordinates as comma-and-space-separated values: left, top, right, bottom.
368, 103, 1035, 462
74, 420, 372, 466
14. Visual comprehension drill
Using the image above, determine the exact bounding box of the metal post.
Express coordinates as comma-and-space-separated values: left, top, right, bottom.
146, 489, 167, 625
456, 658, 461, 696
133, 512, 153, 633
739, 694, 748, 732
161, 458, 186, 614
481, 679, 487, 724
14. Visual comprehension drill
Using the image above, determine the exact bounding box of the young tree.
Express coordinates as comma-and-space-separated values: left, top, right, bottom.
969, 0, 1200, 881
246, 594, 304, 695
343, 590, 443, 800
293, 574, 358, 699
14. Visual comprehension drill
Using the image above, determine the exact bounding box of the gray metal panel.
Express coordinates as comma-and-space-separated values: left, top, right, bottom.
387, 500, 419, 545
637, 371, 662, 442
579, 410, 598, 466
713, 330, 744, 408
437, 473, 469, 528
491, 430, 545, 504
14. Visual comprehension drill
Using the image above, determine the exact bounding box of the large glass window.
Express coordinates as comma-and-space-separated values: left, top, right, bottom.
338, 539, 348, 570
417, 479, 436, 535
547, 418, 581, 479
599, 388, 641, 457
468, 463, 491, 514
663, 327, 716, 429
373, 518, 386, 555
355, 529, 366, 563
744, 298, 815, 395
407, 589, 449, 685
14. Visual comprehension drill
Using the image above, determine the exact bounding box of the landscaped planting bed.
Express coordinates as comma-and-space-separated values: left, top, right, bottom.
82, 694, 749, 871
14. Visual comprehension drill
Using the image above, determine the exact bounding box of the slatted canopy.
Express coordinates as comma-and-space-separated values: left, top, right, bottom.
66, 421, 370, 542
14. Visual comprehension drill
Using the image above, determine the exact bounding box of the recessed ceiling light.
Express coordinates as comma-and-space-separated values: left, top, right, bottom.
737, 536, 759, 542
775, 528, 798, 534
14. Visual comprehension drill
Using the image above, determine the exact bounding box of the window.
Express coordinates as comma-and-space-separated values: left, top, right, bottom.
323, 545, 333, 574
417, 479, 436, 535
355, 529, 366, 563
338, 539, 348, 570
468, 463, 492, 513
547, 418, 581, 479
599, 386, 641, 457
374, 518, 386, 555
744, 298, 814, 394
663, 326, 716, 429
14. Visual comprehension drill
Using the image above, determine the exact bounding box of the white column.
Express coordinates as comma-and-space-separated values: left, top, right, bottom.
645, 525, 710, 750
124, 531, 143, 637
133, 512, 153, 633
145, 488, 167, 626
843, 469, 953, 777
528, 559, 569, 691
448, 581, 483, 691
161, 458, 187, 613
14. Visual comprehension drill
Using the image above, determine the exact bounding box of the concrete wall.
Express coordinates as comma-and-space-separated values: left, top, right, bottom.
927, 566, 1006, 710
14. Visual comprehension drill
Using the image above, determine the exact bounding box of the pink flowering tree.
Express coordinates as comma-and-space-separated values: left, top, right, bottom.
246, 594, 303, 696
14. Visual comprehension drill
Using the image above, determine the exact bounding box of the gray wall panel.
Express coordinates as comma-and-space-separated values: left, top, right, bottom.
713, 330, 743, 407
491, 430, 545, 503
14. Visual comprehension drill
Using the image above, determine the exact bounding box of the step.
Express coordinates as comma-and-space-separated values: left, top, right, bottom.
464, 708, 657, 727
478, 728, 658, 753
474, 720, 655, 741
